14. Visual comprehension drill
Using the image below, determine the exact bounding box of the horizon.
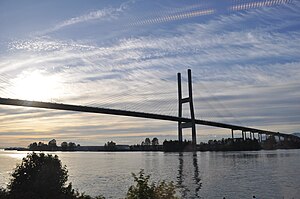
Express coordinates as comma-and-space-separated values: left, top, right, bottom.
1, 0, 300, 147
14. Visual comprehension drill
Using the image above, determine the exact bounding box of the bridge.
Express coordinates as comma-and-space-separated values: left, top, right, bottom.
0, 69, 298, 147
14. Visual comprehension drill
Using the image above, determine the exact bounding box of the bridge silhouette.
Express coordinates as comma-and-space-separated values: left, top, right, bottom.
0, 69, 297, 146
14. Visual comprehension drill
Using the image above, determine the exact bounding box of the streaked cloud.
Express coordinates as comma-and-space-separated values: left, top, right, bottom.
0, 0, 300, 147
131, 9, 215, 26
37, 0, 133, 35
230, 0, 292, 11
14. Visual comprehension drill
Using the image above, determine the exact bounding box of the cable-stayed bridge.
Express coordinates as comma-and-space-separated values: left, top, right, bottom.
0, 69, 298, 146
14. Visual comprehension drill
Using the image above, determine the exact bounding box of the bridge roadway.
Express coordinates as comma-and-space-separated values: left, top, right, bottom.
0, 97, 287, 137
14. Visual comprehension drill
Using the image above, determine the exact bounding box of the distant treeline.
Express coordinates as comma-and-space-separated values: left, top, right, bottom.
163, 140, 194, 152
163, 135, 300, 152
260, 135, 300, 150
162, 138, 261, 152
12, 134, 300, 153
198, 138, 261, 151
28, 139, 80, 151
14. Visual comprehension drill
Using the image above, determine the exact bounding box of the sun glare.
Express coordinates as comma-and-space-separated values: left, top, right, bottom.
12, 71, 62, 101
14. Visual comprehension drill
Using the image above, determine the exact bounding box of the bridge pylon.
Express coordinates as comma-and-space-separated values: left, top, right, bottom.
177, 69, 196, 147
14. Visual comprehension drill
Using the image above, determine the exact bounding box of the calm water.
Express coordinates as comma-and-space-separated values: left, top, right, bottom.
0, 149, 300, 199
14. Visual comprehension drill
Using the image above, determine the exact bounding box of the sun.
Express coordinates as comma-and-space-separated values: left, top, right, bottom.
12, 70, 62, 101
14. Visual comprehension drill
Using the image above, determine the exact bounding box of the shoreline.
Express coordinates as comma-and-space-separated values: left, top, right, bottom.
4, 147, 299, 153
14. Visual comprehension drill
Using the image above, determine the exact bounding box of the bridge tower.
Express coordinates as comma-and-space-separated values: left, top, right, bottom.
177, 69, 196, 146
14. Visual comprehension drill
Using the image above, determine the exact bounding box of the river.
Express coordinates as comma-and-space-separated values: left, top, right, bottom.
0, 149, 299, 199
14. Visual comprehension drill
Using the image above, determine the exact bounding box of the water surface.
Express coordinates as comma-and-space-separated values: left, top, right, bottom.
0, 149, 299, 199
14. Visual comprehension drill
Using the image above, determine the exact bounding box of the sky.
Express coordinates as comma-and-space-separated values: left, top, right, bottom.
0, 0, 300, 147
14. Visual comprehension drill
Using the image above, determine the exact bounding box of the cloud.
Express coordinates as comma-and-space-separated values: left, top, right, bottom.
130, 9, 215, 26
230, 0, 292, 11
3, 9, 300, 110
37, 1, 133, 35
1, 1, 300, 146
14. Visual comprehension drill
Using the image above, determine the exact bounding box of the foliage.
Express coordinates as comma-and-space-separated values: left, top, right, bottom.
163, 140, 193, 152
0, 187, 8, 199
7, 153, 72, 199
68, 142, 77, 148
28, 142, 37, 149
144, 138, 151, 146
126, 170, 179, 199
48, 139, 57, 147
5, 153, 103, 199
3, 152, 106, 199
151, 138, 159, 146
199, 138, 261, 151
104, 141, 116, 150
28, 140, 79, 151
2, 153, 179, 199
61, 141, 68, 148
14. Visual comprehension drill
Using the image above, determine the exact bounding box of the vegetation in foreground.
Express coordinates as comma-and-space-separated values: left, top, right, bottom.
0, 153, 178, 199
126, 170, 178, 199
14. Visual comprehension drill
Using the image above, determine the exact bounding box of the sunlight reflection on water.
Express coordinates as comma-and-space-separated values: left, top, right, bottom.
4, 153, 27, 160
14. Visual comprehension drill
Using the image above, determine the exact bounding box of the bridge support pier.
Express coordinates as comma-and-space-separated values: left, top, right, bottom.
178, 69, 196, 148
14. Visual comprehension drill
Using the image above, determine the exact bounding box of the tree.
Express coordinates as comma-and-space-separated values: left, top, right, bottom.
48, 139, 57, 150
145, 138, 151, 146
68, 142, 77, 150
151, 138, 159, 146
126, 170, 179, 199
8, 153, 72, 199
2, 153, 104, 199
48, 139, 57, 147
107, 141, 116, 147
28, 142, 38, 150
38, 142, 45, 147
105, 141, 116, 150
61, 141, 68, 148
36, 141, 48, 150
0, 187, 8, 198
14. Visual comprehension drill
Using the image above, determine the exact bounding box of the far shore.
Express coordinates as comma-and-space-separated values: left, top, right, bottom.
3, 135, 300, 153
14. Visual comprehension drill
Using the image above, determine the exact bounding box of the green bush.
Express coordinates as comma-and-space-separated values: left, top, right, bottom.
0, 187, 8, 199
7, 153, 74, 199
126, 170, 179, 199
4, 152, 105, 199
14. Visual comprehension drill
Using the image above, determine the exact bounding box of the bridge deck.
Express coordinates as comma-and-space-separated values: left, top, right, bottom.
0, 97, 288, 137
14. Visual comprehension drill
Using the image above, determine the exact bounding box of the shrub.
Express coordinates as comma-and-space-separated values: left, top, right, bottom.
0, 187, 8, 199
5, 152, 106, 199
126, 170, 179, 199
7, 153, 74, 199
